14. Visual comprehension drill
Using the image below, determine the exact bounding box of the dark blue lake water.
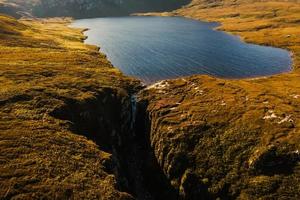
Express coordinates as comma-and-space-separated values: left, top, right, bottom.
72, 16, 292, 84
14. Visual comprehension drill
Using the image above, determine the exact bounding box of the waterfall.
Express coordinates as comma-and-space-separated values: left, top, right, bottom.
130, 95, 137, 132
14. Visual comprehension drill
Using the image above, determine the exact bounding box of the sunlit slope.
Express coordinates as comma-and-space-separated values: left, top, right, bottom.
139, 72, 300, 199
0, 15, 139, 199
136, 0, 300, 199
1, 0, 300, 198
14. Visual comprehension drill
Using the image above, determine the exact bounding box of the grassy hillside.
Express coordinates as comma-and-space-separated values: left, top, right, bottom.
0, 14, 141, 199
0, 0, 190, 18
1, 0, 300, 199
139, 74, 300, 199
136, 0, 300, 199
37, 0, 189, 18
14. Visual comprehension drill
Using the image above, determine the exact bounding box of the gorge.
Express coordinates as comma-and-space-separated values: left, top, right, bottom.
0, 0, 300, 199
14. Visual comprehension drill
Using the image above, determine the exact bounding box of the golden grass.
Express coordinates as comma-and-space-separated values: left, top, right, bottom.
0, 15, 138, 199
1, 0, 300, 198
136, 1, 300, 199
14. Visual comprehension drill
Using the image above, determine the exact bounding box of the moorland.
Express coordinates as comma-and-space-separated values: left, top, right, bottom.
1, 0, 300, 199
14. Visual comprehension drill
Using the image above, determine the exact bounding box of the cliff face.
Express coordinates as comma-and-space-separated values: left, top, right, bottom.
31, 0, 190, 18
1, 0, 190, 18
136, 0, 300, 199
0, 14, 180, 200
1, 0, 300, 199
137, 76, 300, 199
0, 15, 141, 199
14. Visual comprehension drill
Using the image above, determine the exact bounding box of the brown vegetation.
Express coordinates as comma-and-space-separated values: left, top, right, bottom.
0, 14, 140, 199
138, 74, 300, 199
1, 0, 300, 199
136, 0, 300, 199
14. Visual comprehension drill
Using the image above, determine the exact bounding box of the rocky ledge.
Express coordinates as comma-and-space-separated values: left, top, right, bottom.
0, 15, 141, 199
137, 76, 300, 199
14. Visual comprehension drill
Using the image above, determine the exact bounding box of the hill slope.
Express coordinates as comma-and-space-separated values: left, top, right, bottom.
0, 0, 190, 18
136, 0, 300, 199
0, 14, 142, 199
1, 0, 190, 18
1, 0, 300, 199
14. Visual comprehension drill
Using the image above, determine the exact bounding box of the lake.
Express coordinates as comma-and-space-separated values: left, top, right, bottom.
72, 16, 292, 84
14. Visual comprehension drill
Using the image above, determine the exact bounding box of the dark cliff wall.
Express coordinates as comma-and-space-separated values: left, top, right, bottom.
137, 77, 300, 200
32, 0, 190, 18
49, 87, 180, 199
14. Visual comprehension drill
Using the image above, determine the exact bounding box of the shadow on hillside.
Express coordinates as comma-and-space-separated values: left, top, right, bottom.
32, 0, 192, 19
49, 89, 178, 199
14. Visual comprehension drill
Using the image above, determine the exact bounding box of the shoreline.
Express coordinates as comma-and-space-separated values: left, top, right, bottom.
71, 15, 294, 85
1, 2, 300, 198
135, 13, 297, 79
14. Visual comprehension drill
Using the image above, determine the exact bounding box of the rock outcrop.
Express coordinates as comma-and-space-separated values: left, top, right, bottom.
0, 15, 140, 199
137, 76, 300, 199
1, 0, 300, 199
0, 14, 182, 200
136, 1, 300, 197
